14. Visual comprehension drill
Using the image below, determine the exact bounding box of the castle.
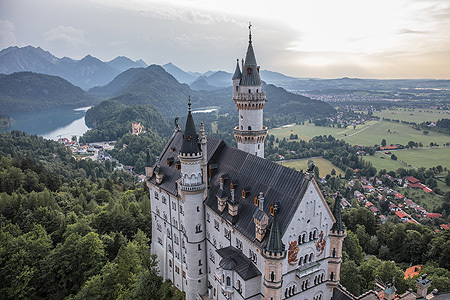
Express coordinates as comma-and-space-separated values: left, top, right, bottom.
146, 26, 346, 300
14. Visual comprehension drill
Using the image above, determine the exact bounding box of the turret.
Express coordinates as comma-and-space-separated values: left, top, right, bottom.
327, 193, 347, 290
178, 97, 207, 300
145, 148, 154, 178
262, 203, 286, 300
232, 23, 267, 158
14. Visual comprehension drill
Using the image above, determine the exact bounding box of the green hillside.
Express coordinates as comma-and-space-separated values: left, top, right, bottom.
0, 72, 96, 114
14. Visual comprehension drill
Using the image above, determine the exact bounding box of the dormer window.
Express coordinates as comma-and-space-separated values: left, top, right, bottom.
247, 66, 252, 74
270, 204, 274, 215
187, 135, 191, 141
254, 196, 259, 207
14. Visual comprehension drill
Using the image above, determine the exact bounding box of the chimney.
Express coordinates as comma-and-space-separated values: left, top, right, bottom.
416, 274, 432, 298
258, 192, 264, 211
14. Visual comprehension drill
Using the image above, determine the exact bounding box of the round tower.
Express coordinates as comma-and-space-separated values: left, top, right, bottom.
262, 203, 286, 300
178, 98, 208, 300
233, 23, 267, 158
327, 193, 347, 290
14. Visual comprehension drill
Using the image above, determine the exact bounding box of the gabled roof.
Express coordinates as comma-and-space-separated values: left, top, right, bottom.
265, 204, 284, 253
405, 176, 420, 184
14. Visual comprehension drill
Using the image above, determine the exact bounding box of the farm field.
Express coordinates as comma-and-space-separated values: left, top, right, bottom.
276, 157, 344, 177
374, 108, 449, 123
362, 152, 409, 172
270, 120, 450, 147
363, 147, 450, 172
392, 147, 450, 169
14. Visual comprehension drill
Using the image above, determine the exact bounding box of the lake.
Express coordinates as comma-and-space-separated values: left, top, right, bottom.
3, 107, 91, 141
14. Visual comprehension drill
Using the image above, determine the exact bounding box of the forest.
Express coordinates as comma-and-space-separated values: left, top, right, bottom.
0, 131, 183, 300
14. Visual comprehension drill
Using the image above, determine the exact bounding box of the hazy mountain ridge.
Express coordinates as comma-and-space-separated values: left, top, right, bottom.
0, 72, 96, 113
0, 46, 147, 90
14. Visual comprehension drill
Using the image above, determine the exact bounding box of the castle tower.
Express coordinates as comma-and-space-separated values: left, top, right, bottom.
144, 148, 153, 178
233, 23, 267, 158
262, 203, 286, 300
327, 193, 347, 290
178, 98, 208, 300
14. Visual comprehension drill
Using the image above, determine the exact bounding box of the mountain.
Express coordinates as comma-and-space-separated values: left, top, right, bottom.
190, 76, 219, 91
260, 70, 298, 84
0, 46, 149, 90
190, 70, 232, 91
87, 64, 207, 117
162, 62, 197, 84
106, 56, 147, 72
0, 72, 96, 114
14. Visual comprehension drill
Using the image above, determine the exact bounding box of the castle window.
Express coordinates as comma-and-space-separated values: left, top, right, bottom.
247, 66, 252, 74
270, 271, 275, 282
175, 266, 179, 274
214, 220, 220, 231
179, 204, 183, 215
236, 86, 238, 92
236, 238, 242, 251
187, 135, 191, 141
157, 223, 161, 232
158, 237, 162, 245
224, 228, 231, 240
207, 213, 210, 223
162, 196, 166, 204
237, 280, 242, 293
196, 224, 202, 233
270, 204, 274, 215
254, 196, 259, 207
172, 202, 176, 211
226, 276, 231, 286
169, 259, 172, 267
168, 244, 172, 253
248, 89, 251, 93
199, 269, 202, 275
198, 244, 201, 251
154, 191, 159, 200
332, 248, 336, 257
199, 259, 202, 266
248, 126, 251, 130
197, 206, 200, 212
241, 125, 243, 130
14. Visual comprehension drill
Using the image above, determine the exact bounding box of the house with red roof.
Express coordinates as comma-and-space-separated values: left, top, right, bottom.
368, 205, 380, 215
440, 224, 449, 230
395, 211, 409, 222
405, 176, 421, 184
426, 213, 442, 219
395, 193, 404, 200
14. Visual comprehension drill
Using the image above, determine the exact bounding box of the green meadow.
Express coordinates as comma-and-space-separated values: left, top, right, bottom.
269, 120, 450, 147
276, 157, 344, 177
374, 108, 449, 123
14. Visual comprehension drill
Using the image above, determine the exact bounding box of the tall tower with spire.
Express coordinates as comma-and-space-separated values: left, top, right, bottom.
232, 23, 267, 158
262, 203, 286, 300
178, 98, 208, 300
327, 192, 347, 291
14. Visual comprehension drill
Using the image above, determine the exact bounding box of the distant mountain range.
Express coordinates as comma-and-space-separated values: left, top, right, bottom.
0, 72, 96, 114
0, 46, 147, 90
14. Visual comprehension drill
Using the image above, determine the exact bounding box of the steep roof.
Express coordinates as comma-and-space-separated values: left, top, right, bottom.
239, 29, 262, 86
145, 148, 153, 167
265, 203, 284, 253
148, 127, 311, 249
232, 59, 241, 80
180, 99, 200, 155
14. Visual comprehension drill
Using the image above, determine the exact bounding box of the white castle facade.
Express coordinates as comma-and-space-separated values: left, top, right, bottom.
146, 27, 346, 300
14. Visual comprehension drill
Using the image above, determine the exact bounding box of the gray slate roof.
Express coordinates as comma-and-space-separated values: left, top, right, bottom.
217, 246, 261, 280
240, 41, 262, 86
149, 128, 310, 250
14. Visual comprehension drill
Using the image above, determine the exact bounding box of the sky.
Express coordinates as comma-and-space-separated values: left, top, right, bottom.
1, 0, 449, 79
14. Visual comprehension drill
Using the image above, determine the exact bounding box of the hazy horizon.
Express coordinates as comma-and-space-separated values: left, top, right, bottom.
1, 0, 450, 79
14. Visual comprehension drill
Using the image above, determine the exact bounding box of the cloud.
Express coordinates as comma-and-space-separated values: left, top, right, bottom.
169, 30, 222, 50
398, 29, 428, 35
43, 25, 89, 49
0, 19, 17, 48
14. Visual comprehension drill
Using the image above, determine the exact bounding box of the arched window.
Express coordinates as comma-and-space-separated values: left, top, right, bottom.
309, 253, 313, 262
309, 232, 313, 241
270, 271, 275, 282
330, 272, 335, 281
332, 248, 336, 257
304, 254, 309, 263
248, 89, 251, 93
248, 126, 252, 130
226, 276, 231, 286
241, 125, 243, 130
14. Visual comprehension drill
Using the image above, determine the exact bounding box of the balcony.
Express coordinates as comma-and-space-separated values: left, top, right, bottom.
233, 127, 267, 136
180, 183, 205, 192
296, 262, 320, 279
233, 92, 266, 101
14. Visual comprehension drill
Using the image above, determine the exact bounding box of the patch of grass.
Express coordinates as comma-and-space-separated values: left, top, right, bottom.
363, 152, 409, 172
401, 188, 444, 212
374, 108, 447, 123
392, 147, 450, 169
270, 121, 450, 147
276, 157, 344, 177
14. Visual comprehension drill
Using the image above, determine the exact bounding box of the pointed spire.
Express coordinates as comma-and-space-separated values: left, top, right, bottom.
248, 22, 252, 44
331, 192, 345, 232
180, 97, 200, 155
265, 203, 284, 253
241, 23, 261, 86
232, 59, 242, 80
145, 148, 153, 167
